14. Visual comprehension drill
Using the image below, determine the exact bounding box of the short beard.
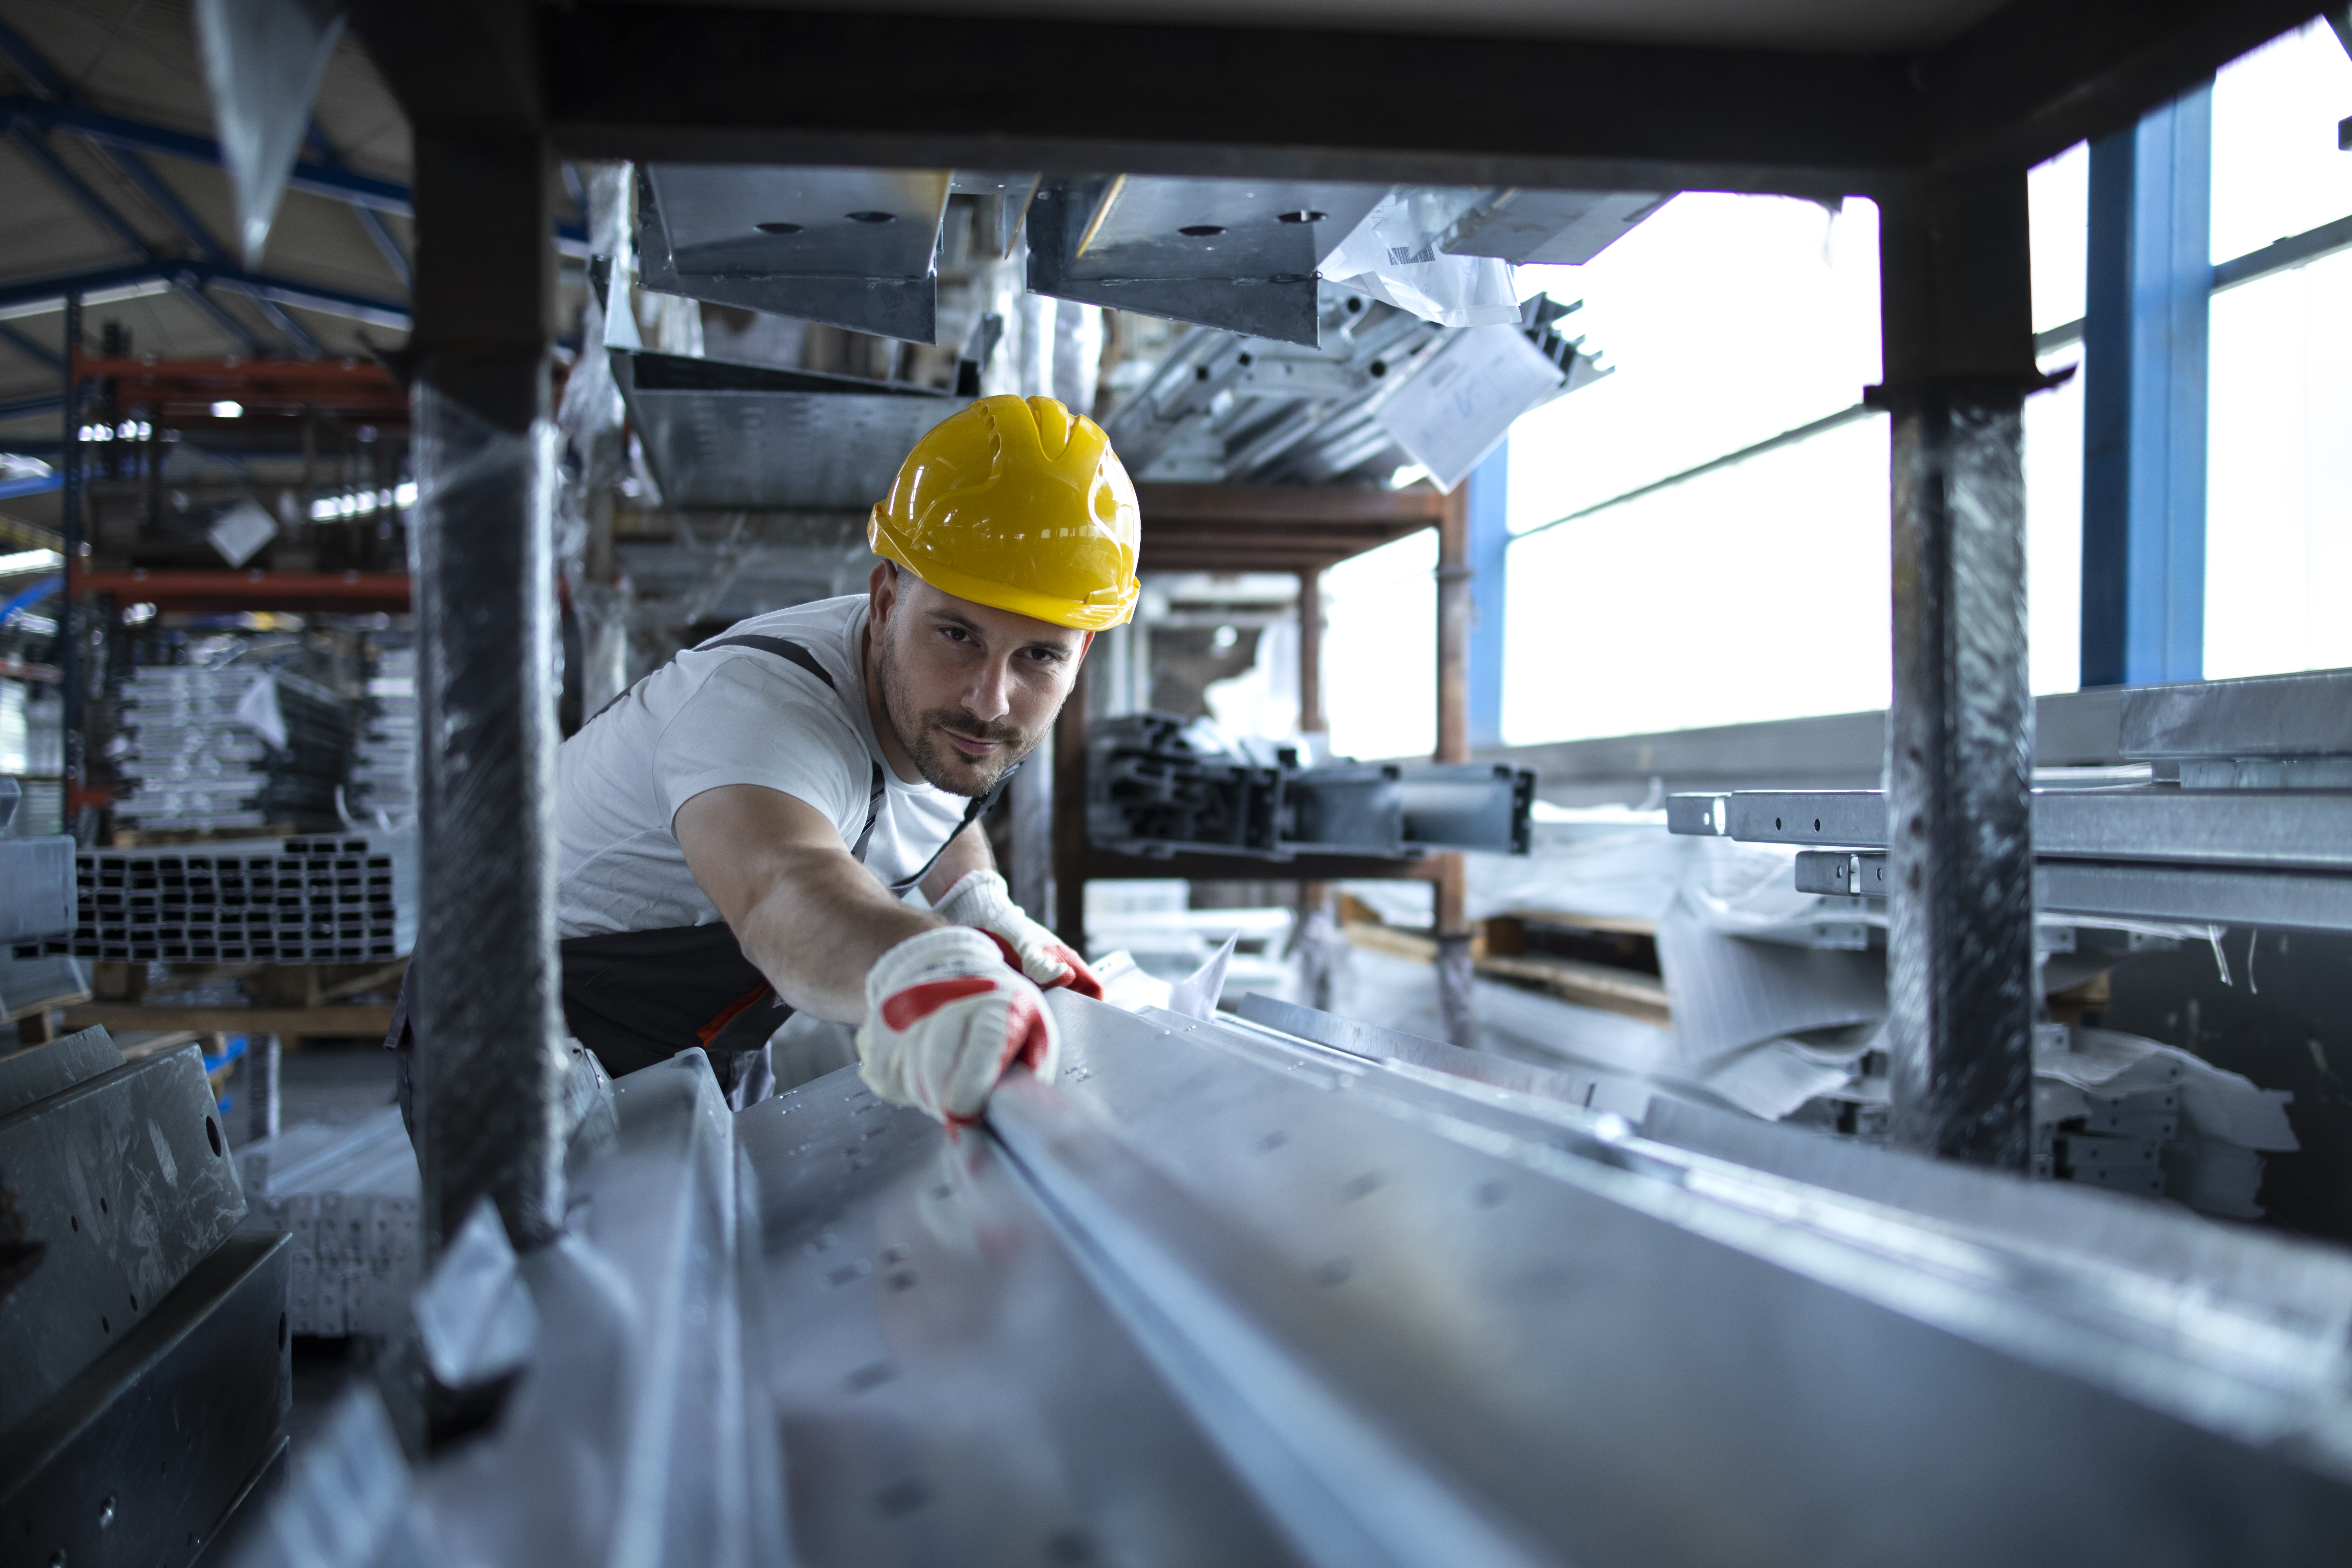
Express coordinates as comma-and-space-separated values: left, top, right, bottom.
874, 626, 1035, 797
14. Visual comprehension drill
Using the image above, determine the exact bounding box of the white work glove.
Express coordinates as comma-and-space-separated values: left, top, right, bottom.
856, 926, 1060, 1124
931, 870, 1105, 1000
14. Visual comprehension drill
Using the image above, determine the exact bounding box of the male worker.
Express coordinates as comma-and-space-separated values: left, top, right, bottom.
551, 392, 1137, 1122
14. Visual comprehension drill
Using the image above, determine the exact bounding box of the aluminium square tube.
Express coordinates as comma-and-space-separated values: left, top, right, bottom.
1875, 167, 2042, 1170
406, 122, 568, 1253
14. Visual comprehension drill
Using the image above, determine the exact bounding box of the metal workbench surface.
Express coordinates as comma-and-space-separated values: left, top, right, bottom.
732, 994, 2352, 1567
236, 994, 2352, 1568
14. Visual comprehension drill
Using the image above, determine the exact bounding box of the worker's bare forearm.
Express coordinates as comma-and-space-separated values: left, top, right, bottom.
919, 821, 994, 904
731, 842, 937, 1022
675, 784, 946, 1024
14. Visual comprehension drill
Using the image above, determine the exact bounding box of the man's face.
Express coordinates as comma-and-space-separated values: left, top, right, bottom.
869, 564, 1091, 797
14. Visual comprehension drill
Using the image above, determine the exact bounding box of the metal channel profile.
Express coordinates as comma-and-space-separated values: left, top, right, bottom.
1799, 849, 2352, 934
0, 1042, 248, 1431
736, 1068, 1297, 1566
2119, 668, 2352, 758
1011, 995, 2352, 1565
0, 833, 74, 943
988, 1073, 1550, 1568
1678, 788, 2352, 870
0, 1231, 291, 1568
613, 349, 963, 511
637, 165, 951, 343
1400, 765, 1536, 854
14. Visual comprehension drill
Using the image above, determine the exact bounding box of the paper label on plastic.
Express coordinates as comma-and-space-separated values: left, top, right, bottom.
1373, 324, 1565, 491
207, 498, 280, 567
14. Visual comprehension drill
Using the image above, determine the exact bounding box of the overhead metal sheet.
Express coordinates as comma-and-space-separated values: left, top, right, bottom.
1440, 188, 1666, 265
1031, 177, 1387, 348
637, 165, 951, 343
614, 349, 964, 511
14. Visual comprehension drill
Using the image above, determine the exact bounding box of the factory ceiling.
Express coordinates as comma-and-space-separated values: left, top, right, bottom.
0, 0, 424, 533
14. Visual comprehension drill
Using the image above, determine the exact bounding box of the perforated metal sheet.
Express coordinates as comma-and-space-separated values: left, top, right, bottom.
615, 350, 965, 511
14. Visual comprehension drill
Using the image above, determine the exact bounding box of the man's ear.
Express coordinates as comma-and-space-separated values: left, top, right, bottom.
1075, 630, 1094, 667
868, 559, 899, 628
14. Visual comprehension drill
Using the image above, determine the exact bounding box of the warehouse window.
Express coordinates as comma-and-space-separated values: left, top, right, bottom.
1323, 528, 1437, 761
2204, 22, 2352, 680
1496, 172, 2089, 747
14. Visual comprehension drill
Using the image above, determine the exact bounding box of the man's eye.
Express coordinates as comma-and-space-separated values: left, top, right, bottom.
941, 626, 971, 643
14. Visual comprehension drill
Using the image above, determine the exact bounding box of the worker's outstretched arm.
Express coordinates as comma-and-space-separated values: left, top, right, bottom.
675, 783, 1058, 1122
676, 782, 935, 1023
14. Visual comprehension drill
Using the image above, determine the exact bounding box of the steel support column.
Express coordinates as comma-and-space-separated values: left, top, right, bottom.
407, 125, 566, 1252
2082, 83, 2211, 688
57, 293, 81, 793
1296, 565, 1324, 741
1876, 167, 2041, 1169
1434, 488, 1475, 1049
1465, 441, 1510, 751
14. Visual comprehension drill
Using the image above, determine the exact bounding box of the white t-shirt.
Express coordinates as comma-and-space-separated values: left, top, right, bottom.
555, 596, 968, 939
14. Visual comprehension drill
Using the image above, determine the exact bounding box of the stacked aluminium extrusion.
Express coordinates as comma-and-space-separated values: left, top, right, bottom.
17, 832, 418, 964
349, 646, 418, 828
239, 1107, 421, 1337
113, 665, 357, 833
1090, 711, 1535, 860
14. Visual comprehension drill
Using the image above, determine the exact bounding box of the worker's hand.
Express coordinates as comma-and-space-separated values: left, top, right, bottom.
930, 869, 1105, 1000
856, 927, 1060, 1124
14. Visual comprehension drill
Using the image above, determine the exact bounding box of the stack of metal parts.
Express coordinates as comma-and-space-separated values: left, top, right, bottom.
15, 831, 418, 965
114, 665, 359, 833
349, 646, 418, 829
234, 994, 2352, 1567
1672, 667, 2352, 943
239, 1107, 421, 1337
632, 166, 1658, 352
1091, 712, 1534, 860
1106, 291, 1598, 486
0, 1027, 290, 1568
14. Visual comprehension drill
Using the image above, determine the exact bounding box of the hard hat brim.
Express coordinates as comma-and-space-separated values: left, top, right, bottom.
870, 510, 1137, 632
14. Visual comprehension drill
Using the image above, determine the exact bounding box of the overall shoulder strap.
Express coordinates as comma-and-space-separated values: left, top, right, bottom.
699, 633, 838, 689
884, 763, 1019, 893
700, 633, 890, 861
696, 631, 1016, 889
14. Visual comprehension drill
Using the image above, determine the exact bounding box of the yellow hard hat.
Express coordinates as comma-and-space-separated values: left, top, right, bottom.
868, 394, 1141, 631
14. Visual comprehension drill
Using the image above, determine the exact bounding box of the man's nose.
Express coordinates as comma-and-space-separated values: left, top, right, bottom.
963, 657, 1012, 723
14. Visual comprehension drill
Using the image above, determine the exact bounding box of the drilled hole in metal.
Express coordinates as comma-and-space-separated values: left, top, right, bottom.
1276, 209, 1327, 224
1178, 224, 1226, 237
755, 221, 803, 234
846, 210, 896, 224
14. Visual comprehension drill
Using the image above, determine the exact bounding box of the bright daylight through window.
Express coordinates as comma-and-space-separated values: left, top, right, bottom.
1462, 16, 2352, 749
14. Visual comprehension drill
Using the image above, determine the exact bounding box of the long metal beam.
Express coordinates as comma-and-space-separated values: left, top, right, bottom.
0, 94, 411, 215
0, 260, 409, 330
1923, 0, 2318, 170
0, 320, 59, 370
544, 5, 1917, 197
540, 0, 2319, 195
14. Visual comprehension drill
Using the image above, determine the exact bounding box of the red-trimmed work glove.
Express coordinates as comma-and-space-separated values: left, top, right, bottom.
930, 869, 1105, 1000
856, 927, 1060, 1124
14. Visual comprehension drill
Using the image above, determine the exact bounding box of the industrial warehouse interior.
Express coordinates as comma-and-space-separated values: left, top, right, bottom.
4, 0, 2352, 1563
